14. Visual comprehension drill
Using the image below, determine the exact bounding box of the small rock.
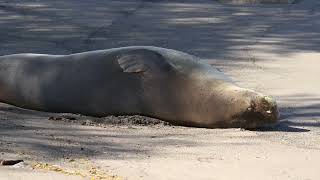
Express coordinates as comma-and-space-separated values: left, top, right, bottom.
0, 159, 24, 166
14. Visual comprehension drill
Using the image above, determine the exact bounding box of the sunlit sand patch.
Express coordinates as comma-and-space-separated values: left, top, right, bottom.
167, 17, 224, 25
217, 0, 298, 4
32, 159, 122, 180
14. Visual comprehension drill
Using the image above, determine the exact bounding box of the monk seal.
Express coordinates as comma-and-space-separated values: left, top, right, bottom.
0, 46, 279, 128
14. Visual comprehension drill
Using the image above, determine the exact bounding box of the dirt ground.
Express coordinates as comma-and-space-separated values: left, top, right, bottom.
0, 0, 319, 179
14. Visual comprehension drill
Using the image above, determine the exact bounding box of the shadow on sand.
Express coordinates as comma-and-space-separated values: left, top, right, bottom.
0, 0, 319, 62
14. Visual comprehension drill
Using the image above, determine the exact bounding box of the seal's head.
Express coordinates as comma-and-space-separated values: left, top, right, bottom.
208, 86, 280, 129
239, 95, 279, 129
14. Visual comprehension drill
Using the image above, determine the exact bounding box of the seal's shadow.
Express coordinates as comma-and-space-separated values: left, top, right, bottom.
252, 121, 310, 132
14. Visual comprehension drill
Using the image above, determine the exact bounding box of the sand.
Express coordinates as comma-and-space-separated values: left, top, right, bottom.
0, 0, 319, 179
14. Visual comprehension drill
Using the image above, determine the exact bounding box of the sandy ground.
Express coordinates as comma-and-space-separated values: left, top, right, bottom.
0, 0, 319, 179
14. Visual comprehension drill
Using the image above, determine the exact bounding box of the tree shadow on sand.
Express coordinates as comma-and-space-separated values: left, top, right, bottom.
0, 0, 320, 62
0, 103, 201, 161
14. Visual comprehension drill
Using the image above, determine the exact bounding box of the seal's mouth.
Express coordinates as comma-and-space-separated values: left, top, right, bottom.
241, 95, 279, 129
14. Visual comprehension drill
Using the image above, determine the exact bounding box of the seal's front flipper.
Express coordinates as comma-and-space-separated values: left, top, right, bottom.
117, 49, 172, 76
